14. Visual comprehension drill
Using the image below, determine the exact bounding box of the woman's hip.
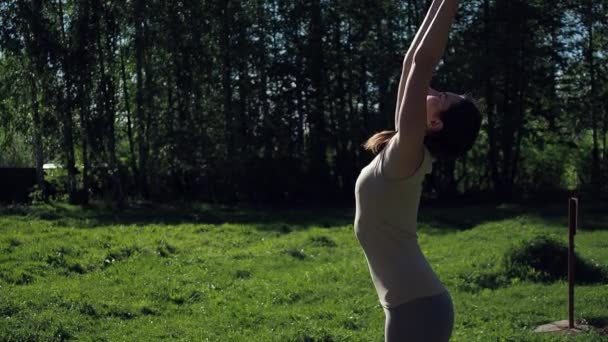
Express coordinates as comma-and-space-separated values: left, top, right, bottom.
383, 291, 454, 342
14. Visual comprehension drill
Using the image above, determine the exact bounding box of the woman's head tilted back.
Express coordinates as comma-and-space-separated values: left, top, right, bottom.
364, 92, 482, 160
424, 92, 482, 160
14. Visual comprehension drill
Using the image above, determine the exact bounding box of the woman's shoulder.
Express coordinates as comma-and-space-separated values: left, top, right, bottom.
379, 143, 433, 184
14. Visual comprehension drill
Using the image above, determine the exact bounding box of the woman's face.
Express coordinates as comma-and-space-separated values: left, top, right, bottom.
426, 87, 463, 132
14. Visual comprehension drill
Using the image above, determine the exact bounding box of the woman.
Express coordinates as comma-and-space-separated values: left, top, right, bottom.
354, 0, 481, 341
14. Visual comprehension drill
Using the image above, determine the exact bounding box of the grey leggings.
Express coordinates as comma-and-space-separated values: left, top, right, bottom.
383, 292, 454, 342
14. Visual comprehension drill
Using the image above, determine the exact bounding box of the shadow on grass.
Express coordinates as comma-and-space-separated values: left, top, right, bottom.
418, 204, 522, 234
518, 203, 608, 232
0, 202, 354, 231
584, 316, 608, 336
418, 201, 608, 235
1, 200, 606, 233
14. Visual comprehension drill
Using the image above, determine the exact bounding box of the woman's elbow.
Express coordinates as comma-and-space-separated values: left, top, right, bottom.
410, 56, 435, 76
412, 50, 435, 70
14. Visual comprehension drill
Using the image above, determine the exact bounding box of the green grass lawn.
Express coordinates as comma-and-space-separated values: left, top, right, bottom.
1, 202, 607, 341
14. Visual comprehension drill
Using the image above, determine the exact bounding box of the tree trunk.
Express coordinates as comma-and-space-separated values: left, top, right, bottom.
25, 0, 51, 201
295, 49, 305, 157
333, 13, 351, 197
57, 0, 78, 204
29, 69, 46, 200
603, 103, 607, 194
484, 0, 501, 199
237, 27, 249, 159
99, 3, 124, 209
143, 18, 158, 200
120, 46, 138, 190
308, 0, 329, 196
74, 0, 92, 206
586, 0, 601, 199
221, 1, 233, 158
511, 3, 528, 194
134, 0, 149, 199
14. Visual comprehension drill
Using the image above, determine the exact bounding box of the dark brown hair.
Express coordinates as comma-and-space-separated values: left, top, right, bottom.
364, 97, 482, 160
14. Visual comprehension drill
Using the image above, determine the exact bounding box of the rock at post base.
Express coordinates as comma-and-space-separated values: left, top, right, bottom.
534, 320, 592, 336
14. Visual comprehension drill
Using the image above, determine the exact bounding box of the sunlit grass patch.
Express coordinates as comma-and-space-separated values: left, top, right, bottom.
0, 202, 606, 340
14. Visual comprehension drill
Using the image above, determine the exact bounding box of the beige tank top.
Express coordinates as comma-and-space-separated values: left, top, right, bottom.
354, 145, 446, 309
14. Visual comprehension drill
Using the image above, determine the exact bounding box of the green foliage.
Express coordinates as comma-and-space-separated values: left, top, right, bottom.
42, 167, 69, 200
1, 0, 606, 202
0, 131, 33, 167
519, 135, 579, 193
28, 184, 45, 204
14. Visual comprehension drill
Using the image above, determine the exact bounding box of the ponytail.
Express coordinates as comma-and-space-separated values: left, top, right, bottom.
363, 130, 397, 154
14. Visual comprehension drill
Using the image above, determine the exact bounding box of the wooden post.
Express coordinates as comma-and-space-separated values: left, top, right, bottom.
533, 197, 592, 335
568, 197, 578, 329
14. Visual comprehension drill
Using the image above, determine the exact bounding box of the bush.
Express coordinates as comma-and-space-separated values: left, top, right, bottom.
458, 235, 608, 292
43, 166, 69, 200
518, 136, 576, 195
503, 236, 607, 284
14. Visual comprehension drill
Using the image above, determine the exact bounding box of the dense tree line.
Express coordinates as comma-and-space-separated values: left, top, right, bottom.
0, 0, 607, 205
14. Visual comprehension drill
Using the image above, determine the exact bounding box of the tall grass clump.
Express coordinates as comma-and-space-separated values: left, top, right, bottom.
503, 235, 607, 283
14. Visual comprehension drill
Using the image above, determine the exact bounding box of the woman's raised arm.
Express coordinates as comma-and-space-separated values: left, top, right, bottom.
412, 0, 459, 72
384, 0, 459, 179
395, 0, 443, 128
